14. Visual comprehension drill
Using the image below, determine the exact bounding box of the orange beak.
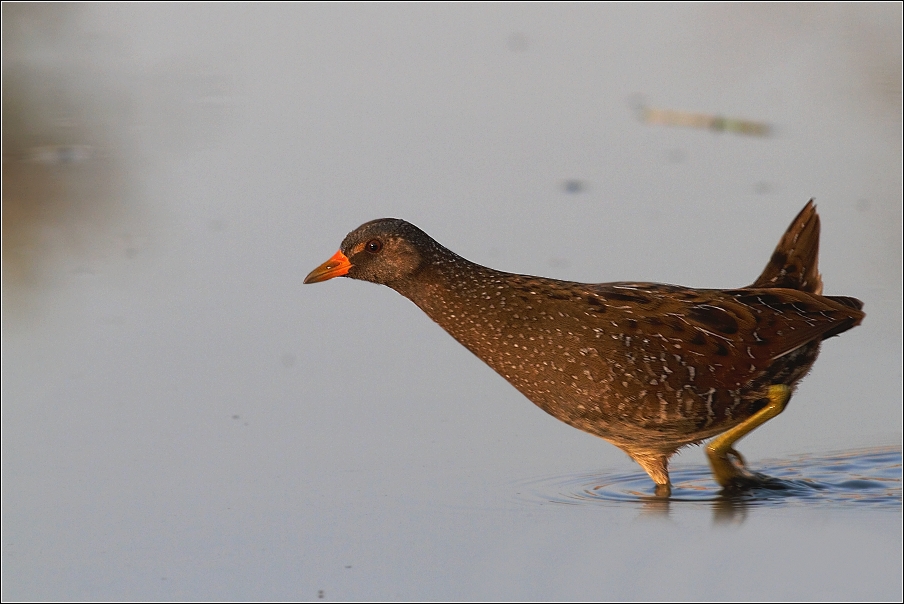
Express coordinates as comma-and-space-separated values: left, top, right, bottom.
304, 250, 352, 284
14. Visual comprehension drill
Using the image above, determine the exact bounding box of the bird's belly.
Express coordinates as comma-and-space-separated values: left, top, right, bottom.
473, 341, 773, 449
431, 305, 817, 450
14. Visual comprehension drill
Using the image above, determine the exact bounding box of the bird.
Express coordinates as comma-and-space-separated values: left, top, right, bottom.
304, 201, 864, 496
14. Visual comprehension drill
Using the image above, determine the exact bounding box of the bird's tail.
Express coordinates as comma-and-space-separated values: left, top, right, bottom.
749, 199, 824, 294
750, 200, 864, 328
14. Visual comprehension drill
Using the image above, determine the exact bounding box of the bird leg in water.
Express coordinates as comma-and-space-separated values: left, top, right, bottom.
706, 384, 792, 488
630, 451, 672, 497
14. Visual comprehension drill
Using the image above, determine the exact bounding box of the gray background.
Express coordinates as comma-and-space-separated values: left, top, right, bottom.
3, 4, 901, 600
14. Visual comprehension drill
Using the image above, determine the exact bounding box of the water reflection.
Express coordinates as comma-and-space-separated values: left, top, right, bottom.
516, 446, 901, 522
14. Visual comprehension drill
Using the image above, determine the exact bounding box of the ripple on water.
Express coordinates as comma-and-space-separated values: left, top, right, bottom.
516, 446, 901, 509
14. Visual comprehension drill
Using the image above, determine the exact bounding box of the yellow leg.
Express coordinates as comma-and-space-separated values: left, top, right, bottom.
706, 385, 791, 488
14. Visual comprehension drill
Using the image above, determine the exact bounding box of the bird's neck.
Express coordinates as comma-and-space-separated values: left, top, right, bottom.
389, 252, 510, 338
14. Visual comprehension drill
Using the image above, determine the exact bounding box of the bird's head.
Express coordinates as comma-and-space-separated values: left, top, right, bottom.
304, 218, 435, 287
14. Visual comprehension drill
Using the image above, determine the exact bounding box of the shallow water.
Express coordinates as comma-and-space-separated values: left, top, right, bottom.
518, 446, 902, 510
3, 4, 901, 601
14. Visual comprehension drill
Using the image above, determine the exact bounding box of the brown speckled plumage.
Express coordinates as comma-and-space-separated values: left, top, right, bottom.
305, 201, 864, 490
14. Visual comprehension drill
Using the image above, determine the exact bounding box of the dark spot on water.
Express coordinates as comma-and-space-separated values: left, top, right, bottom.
563, 179, 584, 193
837, 480, 885, 489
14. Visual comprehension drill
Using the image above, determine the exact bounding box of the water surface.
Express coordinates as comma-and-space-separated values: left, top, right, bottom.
3, 4, 901, 601
518, 446, 902, 510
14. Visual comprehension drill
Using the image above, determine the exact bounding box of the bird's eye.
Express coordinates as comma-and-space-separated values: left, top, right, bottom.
365, 239, 383, 254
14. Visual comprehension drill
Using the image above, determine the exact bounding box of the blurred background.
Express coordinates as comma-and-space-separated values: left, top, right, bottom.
3, 4, 901, 600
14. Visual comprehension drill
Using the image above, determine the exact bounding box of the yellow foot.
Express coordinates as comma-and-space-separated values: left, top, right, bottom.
706, 385, 791, 488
